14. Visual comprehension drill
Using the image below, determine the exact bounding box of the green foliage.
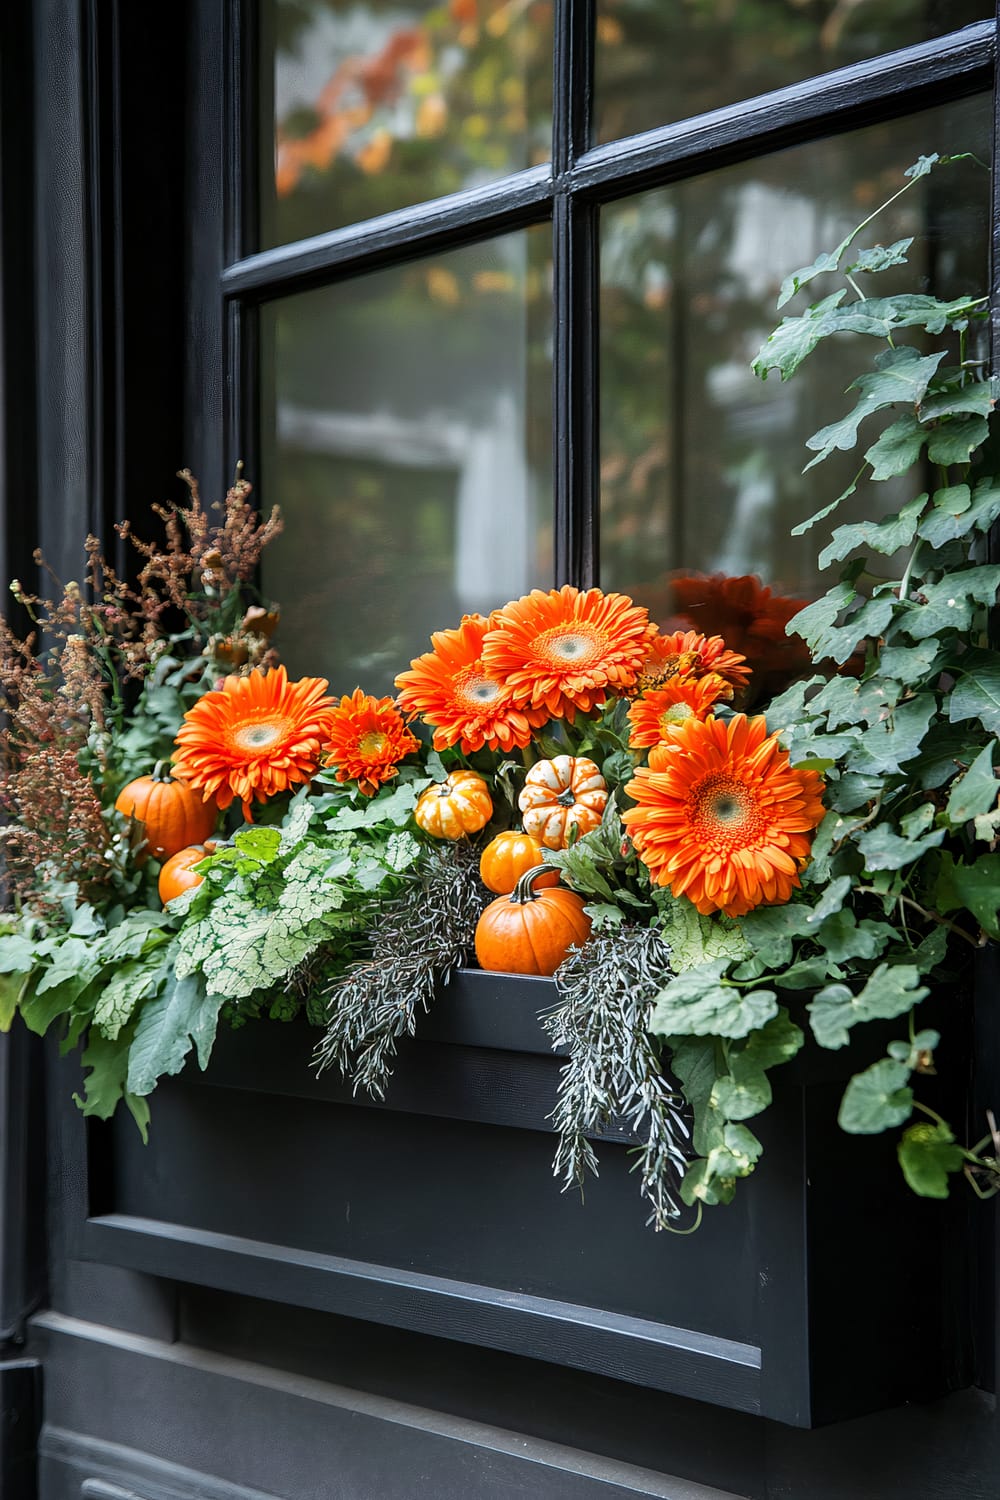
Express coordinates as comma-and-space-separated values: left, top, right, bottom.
839, 1058, 914, 1134
897, 1121, 967, 1198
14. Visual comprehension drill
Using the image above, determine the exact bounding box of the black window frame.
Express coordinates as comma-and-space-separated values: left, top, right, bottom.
194, 4, 999, 606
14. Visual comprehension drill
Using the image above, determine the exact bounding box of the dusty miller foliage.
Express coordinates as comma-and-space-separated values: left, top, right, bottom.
315, 841, 488, 1100
542, 925, 691, 1230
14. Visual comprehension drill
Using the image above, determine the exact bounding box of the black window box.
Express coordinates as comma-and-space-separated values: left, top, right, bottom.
74, 968, 974, 1428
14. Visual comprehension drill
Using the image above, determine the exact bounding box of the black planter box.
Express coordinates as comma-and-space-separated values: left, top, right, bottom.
73, 970, 972, 1428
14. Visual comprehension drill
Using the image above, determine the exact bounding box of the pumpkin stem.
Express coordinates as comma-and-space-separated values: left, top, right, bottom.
556, 788, 577, 807
510, 863, 561, 904
152, 759, 173, 782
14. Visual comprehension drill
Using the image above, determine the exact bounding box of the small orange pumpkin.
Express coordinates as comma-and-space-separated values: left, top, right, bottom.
518, 755, 608, 850
479, 830, 558, 895
115, 763, 218, 861
158, 842, 215, 905
414, 769, 493, 839
475, 865, 592, 976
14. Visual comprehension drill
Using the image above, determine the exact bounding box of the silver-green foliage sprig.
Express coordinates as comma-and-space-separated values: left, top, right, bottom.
315, 841, 488, 1100
543, 925, 690, 1230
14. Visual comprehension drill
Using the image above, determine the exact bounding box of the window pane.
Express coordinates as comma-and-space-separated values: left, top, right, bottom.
596, 1, 989, 145
599, 96, 991, 694
260, 228, 552, 695
262, 0, 553, 248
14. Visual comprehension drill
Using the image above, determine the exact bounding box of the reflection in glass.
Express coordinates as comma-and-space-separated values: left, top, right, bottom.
598, 97, 991, 684
260, 229, 552, 695
262, 0, 553, 248
596, 0, 989, 145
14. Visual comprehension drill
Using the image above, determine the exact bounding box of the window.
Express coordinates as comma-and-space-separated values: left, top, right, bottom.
209, 2, 995, 693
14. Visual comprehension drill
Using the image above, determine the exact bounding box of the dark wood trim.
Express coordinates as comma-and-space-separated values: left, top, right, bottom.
78, 1215, 763, 1414
220, 166, 553, 303
222, 22, 991, 311
572, 21, 994, 202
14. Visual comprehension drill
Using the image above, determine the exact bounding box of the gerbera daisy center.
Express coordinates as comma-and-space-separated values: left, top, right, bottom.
455, 666, 505, 708
537, 624, 605, 665
358, 731, 389, 756
230, 715, 292, 754
691, 774, 764, 847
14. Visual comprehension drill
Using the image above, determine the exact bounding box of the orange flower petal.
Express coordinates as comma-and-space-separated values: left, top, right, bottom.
622, 713, 825, 918
173, 666, 336, 810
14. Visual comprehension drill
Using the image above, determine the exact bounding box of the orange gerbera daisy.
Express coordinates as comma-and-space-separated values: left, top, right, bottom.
622, 713, 825, 918
626, 673, 733, 748
637, 629, 751, 696
481, 585, 657, 721
395, 614, 549, 753
324, 688, 419, 796
173, 666, 336, 816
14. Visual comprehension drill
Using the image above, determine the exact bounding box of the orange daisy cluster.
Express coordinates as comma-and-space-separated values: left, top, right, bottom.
637, 629, 751, 696
626, 673, 734, 749
395, 614, 548, 754
480, 585, 658, 722
324, 688, 419, 796
173, 666, 336, 817
622, 713, 825, 918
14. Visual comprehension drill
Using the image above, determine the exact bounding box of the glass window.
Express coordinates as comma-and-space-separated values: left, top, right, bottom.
262, 0, 553, 248
595, 0, 989, 146
598, 94, 991, 682
260, 226, 552, 693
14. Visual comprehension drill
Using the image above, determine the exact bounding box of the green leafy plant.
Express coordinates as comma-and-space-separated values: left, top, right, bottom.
641, 152, 1000, 1209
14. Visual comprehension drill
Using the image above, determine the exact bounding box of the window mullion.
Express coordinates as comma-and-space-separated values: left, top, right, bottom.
552, 0, 597, 589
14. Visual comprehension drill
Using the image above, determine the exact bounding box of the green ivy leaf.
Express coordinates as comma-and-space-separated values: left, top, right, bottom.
853, 693, 936, 774
950, 650, 1000, 735
752, 290, 848, 381
934, 852, 1000, 939
776, 251, 847, 310
793, 594, 895, 667
915, 722, 977, 790
897, 1121, 966, 1198
919, 476, 1000, 547
887, 1028, 940, 1068
804, 350, 944, 470
945, 742, 998, 824
838, 1058, 914, 1134
856, 821, 945, 871
818, 493, 926, 569
650, 960, 777, 1040
845, 238, 913, 275
876, 639, 944, 679
865, 413, 928, 481
918, 383, 995, 422
815, 909, 895, 964
926, 414, 990, 465
808, 964, 929, 1050
903, 567, 1000, 641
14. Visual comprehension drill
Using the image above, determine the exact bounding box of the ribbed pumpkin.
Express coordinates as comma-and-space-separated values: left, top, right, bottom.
475, 866, 592, 976
115, 765, 218, 860
414, 770, 492, 839
158, 842, 214, 905
479, 830, 558, 895
518, 755, 608, 850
